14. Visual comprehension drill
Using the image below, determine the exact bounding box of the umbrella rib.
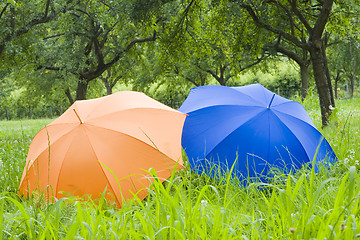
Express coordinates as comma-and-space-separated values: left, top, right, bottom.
85, 123, 182, 167
184, 104, 263, 115
81, 125, 121, 206
269, 111, 314, 164
24, 124, 79, 172
272, 109, 317, 131
228, 86, 266, 106
86, 107, 182, 122
183, 106, 265, 151
82, 92, 124, 120
232, 85, 272, 106
267, 110, 271, 165
270, 100, 301, 109
52, 128, 80, 198
205, 110, 267, 158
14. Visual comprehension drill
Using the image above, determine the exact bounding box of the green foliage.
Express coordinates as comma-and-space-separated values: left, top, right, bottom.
236, 61, 302, 98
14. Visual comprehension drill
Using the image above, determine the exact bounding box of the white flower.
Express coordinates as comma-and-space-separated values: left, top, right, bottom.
201, 200, 208, 206
329, 105, 335, 111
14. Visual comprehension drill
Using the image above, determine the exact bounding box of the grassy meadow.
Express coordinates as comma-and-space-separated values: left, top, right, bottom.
0, 95, 360, 239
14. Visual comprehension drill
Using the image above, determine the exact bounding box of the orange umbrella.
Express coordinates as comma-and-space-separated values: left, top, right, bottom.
19, 91, 186, 207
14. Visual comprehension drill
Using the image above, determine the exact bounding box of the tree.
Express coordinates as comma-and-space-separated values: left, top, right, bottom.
225, 0, 338, 126
156, 0, 267, 87
0, 0, 73, 68
36, 0, 168, 103
327, 4, 360, 99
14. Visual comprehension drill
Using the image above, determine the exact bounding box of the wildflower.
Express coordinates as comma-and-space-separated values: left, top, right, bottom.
329, 105, 335, 111
356, 160, 359, 166
289, 227, 296, 233
201, 200, 208, 206
340, 223, 347, 231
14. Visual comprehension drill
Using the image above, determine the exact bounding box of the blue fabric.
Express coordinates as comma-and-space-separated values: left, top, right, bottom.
179, 83, 337, 180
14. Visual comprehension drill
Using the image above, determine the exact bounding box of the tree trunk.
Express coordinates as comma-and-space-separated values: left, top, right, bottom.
334, 70, 341, 99
349, 41, 356, 98
349, 75, 355, 98
106, 82, 112, 95
76, 79, 89, 100
321, 41, 335, 107
308, 42, 332, 127
65, 88, 74, 105
300, 63, 309, 100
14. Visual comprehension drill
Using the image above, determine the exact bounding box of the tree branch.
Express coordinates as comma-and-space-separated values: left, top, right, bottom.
268, 0, 295, 36
125, 30, 157, 52
110, 75, 122, 88
65, 88, 74, 105
206, 69, 221, 82
43, 33, 65, 40
80, 30, 157, 81
37, 65, 64, 71
185, 76, 200, 87
100, 21, 119, 48
105, 30, 157, 69
169, 0, 196, 40
44, 0, 51, 18
274, 45, 303, 65
10, 0, 74, 41
99, 0, 113, 9
312, 0, 334, 40
238, 56, 266, 72
240, 3, 304, 48
0, 3, 10, 20
290, 0, 313, 34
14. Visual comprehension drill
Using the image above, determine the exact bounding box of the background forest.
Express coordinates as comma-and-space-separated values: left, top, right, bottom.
0, 0, 359, 125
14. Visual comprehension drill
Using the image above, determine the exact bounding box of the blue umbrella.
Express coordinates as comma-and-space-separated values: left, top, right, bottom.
179, 83, 336, 180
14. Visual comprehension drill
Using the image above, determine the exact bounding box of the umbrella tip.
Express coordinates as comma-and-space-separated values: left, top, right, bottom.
73, 109, 83, 124
268, 94, 276, 109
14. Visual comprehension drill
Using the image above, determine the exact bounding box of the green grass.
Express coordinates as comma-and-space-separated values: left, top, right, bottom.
0, 97, 360, 239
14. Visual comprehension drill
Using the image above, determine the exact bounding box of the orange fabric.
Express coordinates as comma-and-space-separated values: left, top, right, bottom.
19, 91, 186, 207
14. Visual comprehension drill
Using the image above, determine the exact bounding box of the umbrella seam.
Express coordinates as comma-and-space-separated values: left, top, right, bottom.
82, 125, 121, 207
85, 107, 185, 123
180, 85, 265, 113
229, 86, 266, 106
84, 123, 184, 167
235, 84, 292, 108
23, 124, 79, 178
183, 106, 265, 156
272, 109, 318, 132
267, 110, 271, 165
232, 84, 273, 106
54, 126, 82, 199
270, 111, 316, 164
204, 109, 268, 158
84, 97, 111, 121
83, 91, 180, 121
182, 105, 264, 115
271, 100, 309, 111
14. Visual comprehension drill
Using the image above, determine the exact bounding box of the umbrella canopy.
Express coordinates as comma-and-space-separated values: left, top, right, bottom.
179, 84, 336, 180
19, 91, 186, 207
